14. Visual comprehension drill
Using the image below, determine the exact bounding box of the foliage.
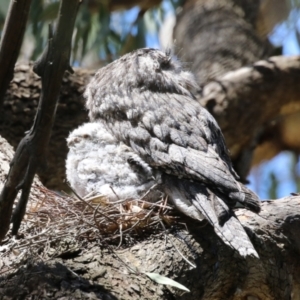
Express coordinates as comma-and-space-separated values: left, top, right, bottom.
0, 0, 183, 66
0, 0, 299, 66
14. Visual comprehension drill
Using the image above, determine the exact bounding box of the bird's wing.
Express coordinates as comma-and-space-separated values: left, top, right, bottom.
163, 175, 259, 258
104, 91, 258, 210
166, 144, 260, 212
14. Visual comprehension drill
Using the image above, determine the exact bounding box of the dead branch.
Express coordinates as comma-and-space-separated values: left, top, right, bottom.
0, 0, 80, 241
0, 0, 32, 107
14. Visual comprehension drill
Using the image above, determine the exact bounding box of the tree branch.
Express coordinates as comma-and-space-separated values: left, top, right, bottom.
0, 0, 32, 107
199, 55, 300, 177
0, 0, 80, 242
201, 55, 300, 153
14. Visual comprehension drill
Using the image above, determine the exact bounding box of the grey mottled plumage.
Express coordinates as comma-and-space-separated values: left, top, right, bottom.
68, 48, 261, 257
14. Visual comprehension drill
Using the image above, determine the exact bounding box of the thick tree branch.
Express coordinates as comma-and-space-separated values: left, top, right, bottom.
201, 55, 300, 154
0, 0, 32, 107
0, 0, 80, 241
199, 55, 300, 177
0, 65, 93, 190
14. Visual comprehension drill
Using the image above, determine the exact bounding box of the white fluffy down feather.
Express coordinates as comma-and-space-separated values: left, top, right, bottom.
66, 122, 160, 200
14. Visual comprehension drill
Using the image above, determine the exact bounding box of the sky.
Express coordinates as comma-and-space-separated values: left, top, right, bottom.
247, 152, 298, 200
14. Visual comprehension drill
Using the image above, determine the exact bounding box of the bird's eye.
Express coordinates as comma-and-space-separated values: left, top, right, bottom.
115, 110, 127, 121
160, 58, 171, 70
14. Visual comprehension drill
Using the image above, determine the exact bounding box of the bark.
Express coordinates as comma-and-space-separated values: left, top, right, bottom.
1, 55, 299, 190
0, 134, 300, 299
173, 0, 268, 85
0, 135, 45, 205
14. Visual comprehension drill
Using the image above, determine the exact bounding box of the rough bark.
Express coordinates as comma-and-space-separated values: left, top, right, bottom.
173, 0, 268, 85
0, 135, 45, 197
173, 0, 290, 85
1, 55, 299, 190
0, 134, 300, 299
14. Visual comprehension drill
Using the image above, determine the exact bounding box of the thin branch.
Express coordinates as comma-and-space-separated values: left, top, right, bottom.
0, 0, 32, 108
0, 0, 81, 242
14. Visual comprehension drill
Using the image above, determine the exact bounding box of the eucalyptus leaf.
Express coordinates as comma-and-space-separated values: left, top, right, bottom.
3, 0, 176, 64
144, 272, 190, 292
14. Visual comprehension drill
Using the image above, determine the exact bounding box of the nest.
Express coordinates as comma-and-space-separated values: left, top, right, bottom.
0, 182, 178, 275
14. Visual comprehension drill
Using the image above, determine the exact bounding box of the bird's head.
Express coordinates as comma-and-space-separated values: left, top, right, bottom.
85, 48, 200, 121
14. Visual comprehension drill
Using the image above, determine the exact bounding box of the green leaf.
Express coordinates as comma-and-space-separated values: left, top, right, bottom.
39, 2, 60, 21
144, 272, 190, 292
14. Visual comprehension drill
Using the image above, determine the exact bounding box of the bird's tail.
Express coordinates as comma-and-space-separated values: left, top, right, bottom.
164, 176, 259, 258
193, 191, 259, 258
